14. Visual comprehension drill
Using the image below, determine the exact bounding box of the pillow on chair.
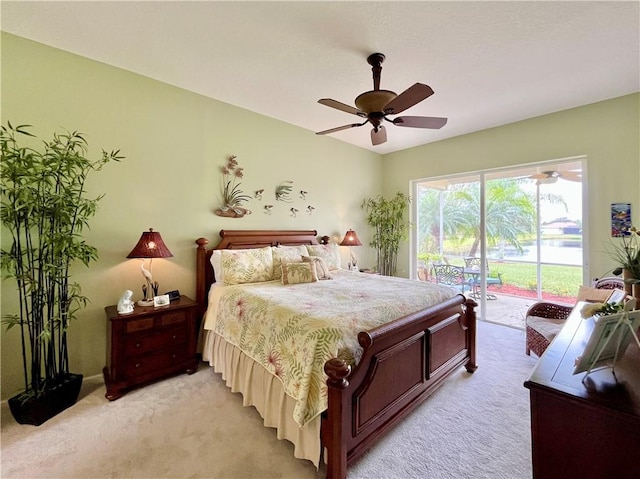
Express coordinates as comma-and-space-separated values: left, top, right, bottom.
576, 286, 613, 303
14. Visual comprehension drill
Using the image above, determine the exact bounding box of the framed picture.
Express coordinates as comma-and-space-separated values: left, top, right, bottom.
153, 294, 170, 307
573, 309, 640, 374
611, 203, 631, 237
607, 289, 627, 304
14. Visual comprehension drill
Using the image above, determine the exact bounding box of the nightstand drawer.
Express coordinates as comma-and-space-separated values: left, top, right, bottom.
123, 348, 188, 379
125, 317, 155, 334
124, 326, 187, 356
159, 310, 186, 327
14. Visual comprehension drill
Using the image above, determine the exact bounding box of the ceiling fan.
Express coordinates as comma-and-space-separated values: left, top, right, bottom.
316, 53, 447, 146
528, 170, 582, 185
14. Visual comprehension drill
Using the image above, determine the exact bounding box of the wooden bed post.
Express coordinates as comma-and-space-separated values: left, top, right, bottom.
464, 297, 478, 372
195, 237, 209, 319
324, 358, 351, 479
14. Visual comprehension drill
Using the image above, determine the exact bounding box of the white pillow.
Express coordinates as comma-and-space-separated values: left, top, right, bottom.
271, 245, 308, 280
210, 250, 224, 284
305, 243, 341, 270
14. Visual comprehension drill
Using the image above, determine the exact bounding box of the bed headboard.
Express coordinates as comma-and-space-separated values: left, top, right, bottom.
195, 229, 319, 316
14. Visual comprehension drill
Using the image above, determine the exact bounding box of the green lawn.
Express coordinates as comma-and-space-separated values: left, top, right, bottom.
441, 258, 582, 297
422, 234, 584, 297
489, 261, 582, 297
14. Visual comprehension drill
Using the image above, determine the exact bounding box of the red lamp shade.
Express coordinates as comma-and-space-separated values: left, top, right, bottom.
339, 229, 362, 247
127, 228, 173, 259
339, 229, 362, 271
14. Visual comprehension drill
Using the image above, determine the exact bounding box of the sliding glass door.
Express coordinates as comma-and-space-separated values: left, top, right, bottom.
412, 158, 584, 328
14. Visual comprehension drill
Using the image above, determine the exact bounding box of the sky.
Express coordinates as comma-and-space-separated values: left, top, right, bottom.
523, 179, 582, 223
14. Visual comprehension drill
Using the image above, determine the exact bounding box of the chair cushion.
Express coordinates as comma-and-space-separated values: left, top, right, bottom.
525, 315, 565, 342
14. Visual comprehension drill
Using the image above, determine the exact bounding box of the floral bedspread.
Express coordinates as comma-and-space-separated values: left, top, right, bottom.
203, 271, 457, 427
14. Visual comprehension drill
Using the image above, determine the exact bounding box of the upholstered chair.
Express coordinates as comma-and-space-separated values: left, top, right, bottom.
525, 277, 625, 357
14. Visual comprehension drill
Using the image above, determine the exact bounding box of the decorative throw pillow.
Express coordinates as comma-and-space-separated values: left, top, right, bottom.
271, 245, 308, 280
221, 246, 274, 285
281, 260, 318, 285
301, 255, 333, 280
305, 243, 341, 270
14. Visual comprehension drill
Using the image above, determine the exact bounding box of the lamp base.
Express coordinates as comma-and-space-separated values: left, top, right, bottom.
137, 299, 154, 307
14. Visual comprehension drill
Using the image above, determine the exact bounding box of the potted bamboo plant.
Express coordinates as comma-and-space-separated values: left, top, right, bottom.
362, 192, 411, 276
1, 122, 122, 425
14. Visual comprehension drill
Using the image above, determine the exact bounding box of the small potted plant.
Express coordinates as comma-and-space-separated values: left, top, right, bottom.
1, 122, 122, 425
362, 192, 411, 276
607, 226, 640, 297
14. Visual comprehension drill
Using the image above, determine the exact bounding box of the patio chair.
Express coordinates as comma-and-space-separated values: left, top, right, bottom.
463, 257, 503, 299
525, 277, 625, 357
432, 264, 469, 293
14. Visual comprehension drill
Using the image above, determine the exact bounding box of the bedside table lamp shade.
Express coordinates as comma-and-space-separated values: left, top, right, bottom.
339, 229, 362, 271
127, 228, 173, 259
127, 228, 173, 306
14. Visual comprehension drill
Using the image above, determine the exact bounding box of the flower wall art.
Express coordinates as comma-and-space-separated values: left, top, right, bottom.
214, 155, 314, 219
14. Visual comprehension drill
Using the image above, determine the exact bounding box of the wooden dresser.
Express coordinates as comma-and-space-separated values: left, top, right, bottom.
103, 295, 199, 400
524, 302, 640, 479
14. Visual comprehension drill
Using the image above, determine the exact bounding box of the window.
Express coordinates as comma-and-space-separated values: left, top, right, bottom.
412, 158, 584, 327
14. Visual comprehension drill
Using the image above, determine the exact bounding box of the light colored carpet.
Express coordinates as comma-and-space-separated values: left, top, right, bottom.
1, 320, 537, 479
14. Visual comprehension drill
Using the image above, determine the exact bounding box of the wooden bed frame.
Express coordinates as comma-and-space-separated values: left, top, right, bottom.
195, 230, 477, 479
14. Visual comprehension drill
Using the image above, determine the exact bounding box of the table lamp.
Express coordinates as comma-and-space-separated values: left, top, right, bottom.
127, 228, 173, 306
339, 229, 362, 271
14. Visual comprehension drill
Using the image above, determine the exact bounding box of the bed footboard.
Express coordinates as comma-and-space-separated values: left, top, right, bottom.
321, 294, 477, 479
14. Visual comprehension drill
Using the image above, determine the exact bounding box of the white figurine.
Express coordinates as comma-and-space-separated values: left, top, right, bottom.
117, 290, 134, 314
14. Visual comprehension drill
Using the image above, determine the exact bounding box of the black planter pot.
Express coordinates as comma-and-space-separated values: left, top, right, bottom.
8, 373, 83, 426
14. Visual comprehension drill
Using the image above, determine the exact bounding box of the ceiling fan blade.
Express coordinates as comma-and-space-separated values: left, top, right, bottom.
529, 172, 551, 180
316, 122, 366, 135
384, 83, 434, 115
393, 116, 448, 129
371, 125, 387, 145
559, 171, 582, 182
318, 99, 367, 118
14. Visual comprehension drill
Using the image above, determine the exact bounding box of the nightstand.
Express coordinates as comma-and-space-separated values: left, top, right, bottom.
103, 295, 199, 400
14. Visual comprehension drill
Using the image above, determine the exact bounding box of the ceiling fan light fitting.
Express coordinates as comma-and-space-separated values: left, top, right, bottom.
355, 90, 397, 114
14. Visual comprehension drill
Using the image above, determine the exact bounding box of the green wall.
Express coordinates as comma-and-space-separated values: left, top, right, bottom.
2, 32, 639, 399
382, 94, 640, 278
0, 33, 382, 398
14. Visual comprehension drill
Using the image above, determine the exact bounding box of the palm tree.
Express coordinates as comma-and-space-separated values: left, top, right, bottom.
455, 179, 537, 257
418, 178, 567, 258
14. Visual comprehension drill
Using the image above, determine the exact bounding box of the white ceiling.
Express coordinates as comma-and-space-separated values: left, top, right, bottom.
2, 1, 639, 154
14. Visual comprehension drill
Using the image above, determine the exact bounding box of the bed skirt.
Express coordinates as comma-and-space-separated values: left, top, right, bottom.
201, 330, 322, 467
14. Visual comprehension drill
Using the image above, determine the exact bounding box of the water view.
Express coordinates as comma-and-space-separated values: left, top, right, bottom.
489, 239, 583, 266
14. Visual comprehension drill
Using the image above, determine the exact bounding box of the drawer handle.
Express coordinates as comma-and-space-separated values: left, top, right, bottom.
172, 334, 177, 340
136, 342, 142, 348
135, 363, 141, 368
